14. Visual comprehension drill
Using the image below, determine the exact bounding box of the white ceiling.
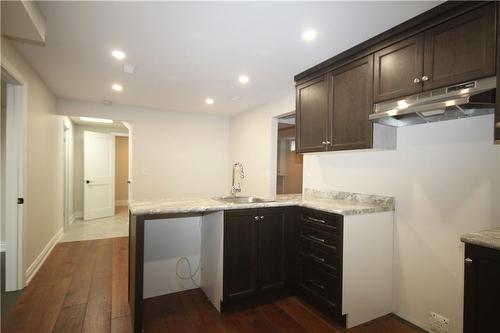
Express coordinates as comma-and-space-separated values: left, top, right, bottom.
13, 1, 441, 116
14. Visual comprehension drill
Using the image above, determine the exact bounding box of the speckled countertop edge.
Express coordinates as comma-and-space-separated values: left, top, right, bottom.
129, 189, 395, 217
461, 227, 500, 251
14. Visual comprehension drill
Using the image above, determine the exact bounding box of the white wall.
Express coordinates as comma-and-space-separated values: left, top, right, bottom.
58, 99, 230, 201
303, 115, 500, 333
229, 92, 294, 198
72, 124, 128, 215
1, 36, 64, 277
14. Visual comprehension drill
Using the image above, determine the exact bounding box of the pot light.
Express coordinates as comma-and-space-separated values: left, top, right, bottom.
112, 83, 123, 92
205, 98, 214, 105
112, 50, 126, 60
302, 29, 317, 41
80, 117, 114, 124
238, 75, 249, 84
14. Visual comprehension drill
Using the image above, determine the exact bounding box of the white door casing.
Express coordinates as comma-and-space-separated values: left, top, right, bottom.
1, 59, 26, 291
83, 131, 115, 220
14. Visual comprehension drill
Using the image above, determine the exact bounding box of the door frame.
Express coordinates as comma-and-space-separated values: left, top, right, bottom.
63, 120, 71, 227
1, 57, 27, 291
272, 111, 295, 196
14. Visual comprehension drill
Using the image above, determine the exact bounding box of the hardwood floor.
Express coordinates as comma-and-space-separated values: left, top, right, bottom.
2, 237, 424, 333
1, 238, 131, 333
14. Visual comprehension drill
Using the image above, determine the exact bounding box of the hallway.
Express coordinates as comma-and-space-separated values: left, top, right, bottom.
60, 206, 129, 243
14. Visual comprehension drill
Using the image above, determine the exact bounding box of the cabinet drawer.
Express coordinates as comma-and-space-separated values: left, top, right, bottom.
300, 226, 341, 253
300, 241, 341, 277
299, 260, 341, 307
300, 208, 342, 234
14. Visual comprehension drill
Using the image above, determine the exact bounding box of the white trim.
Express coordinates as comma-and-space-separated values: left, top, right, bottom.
2, 60, 27, 291
0, 241, 6, 252
25, 228, 63, 285
115, 200, 128, 207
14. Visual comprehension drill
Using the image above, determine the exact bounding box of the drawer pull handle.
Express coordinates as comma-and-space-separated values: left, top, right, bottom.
309, 279, 325, 290
306, 235, 325, 243
307, 217, 326, 224
310, 254, 325, 263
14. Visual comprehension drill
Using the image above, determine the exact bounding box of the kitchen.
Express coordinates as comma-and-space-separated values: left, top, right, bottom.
1, 1, 499, 333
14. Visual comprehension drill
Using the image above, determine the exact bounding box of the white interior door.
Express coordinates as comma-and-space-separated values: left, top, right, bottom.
84, 131, 115, 220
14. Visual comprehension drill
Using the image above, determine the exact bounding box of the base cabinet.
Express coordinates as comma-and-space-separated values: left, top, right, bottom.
464, 244, 500, 333
223, 207, 289, 309
219, 206, 394, 329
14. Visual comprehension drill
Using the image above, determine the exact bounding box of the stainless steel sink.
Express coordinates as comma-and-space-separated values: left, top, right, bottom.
213, 196, 275, 204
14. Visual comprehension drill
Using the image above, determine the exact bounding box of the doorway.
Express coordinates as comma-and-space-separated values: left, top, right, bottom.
1, 64, 27, 318
59, 116, 130, 242
276, 114, 303, 194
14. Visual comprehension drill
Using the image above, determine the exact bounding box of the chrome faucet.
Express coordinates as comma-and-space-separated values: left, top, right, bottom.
231, 162, 245, 196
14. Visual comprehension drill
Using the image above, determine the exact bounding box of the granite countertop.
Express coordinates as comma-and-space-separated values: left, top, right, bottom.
129, 189, 395, 217
461, 227, 500, 251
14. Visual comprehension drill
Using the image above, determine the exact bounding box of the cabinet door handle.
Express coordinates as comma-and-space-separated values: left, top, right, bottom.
306, 235, 325, 243
325, 141, 331, 145
321, 141, 327, 145
465, 258, 473, 265
496, 122, 500, 129
308, 279, 325, 290
413, 78, 420, 84
310, 254, 325, 263
260, 216, 264, 219
307, 217, 326, 224
421, 75, 429, 82
254, 216, 260, 221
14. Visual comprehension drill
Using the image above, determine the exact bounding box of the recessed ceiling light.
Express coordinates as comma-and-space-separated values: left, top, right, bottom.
112, 50, 126, 60
230, 96, 241, 101
205, 98, 214, 105
238, 75, 249, 84
302, 29, 317, 41
112, 83, 123, 92
80, 117, 114, 124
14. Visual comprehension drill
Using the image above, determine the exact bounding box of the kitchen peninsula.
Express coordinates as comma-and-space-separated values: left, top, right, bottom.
128, 189, 395, 333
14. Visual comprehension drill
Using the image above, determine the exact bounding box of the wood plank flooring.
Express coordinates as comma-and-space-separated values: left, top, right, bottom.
2, 237, 424, 333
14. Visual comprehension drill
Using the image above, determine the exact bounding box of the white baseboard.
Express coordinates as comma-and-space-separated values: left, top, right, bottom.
0, 241, 6, 252
74, 211, 83, 219
115, 200, 128, 207
25, 227, 63, 285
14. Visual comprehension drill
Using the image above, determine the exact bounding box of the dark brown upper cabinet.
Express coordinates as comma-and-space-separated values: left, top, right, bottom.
373, 35, 423, 102
423, 3, 496, 90
329, 56, 374, 151
296, 75, 329, 153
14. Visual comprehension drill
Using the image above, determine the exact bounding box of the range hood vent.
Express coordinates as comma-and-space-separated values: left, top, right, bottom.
370, 77, 496, 127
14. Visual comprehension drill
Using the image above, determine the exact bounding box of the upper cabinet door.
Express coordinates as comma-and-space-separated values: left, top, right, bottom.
296, 75, 329, 153
423, 3, 496, 90
330, 55, 374, 151
373, 34, 424, 102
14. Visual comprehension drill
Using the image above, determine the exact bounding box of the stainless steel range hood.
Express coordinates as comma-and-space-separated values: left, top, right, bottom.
370, 77, 496, 127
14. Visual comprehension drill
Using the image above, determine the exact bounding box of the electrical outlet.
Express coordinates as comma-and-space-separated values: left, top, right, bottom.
429, 311, 450, 333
